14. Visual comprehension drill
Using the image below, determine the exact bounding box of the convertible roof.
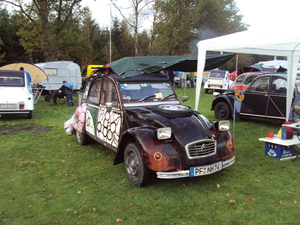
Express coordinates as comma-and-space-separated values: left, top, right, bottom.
107, 54, 235, 78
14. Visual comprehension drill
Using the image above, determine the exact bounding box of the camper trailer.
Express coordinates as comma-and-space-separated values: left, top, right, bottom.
35, 61, 81, 91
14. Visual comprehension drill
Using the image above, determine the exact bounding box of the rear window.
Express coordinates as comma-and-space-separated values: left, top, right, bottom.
209, 71, 225, 78
0, 76, 24, 87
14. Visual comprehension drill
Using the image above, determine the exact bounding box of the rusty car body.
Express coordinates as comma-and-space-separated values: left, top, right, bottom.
69, 65, 235, 186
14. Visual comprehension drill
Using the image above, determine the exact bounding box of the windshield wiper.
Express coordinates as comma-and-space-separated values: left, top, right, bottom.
161, 93, 176, 101
139, 95, 155, 102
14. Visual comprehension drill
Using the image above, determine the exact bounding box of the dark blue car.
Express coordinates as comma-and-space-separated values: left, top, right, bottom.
211, 73, 300, 121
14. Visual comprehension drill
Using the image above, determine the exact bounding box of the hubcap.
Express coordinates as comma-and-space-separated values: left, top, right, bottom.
126, 151, 139, 180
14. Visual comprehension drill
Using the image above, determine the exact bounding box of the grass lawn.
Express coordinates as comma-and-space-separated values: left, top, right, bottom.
0, 87, 299, 225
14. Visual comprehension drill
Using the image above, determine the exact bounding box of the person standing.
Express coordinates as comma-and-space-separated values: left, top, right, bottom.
168, 71, 175, 86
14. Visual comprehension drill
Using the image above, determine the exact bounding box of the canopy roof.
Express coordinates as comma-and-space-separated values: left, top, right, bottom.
0, 62, 48, 82
107, 54, 235, 78
196, 28, 300, 121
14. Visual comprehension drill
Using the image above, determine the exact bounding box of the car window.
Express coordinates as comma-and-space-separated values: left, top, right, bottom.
236, 75, 245, 84
270, 77, 287, 95
244, 75, 257, 85
248, 77, 270, 92
101, 78, 119, 107
120, 83, 174, 101
0, 76, 24, 87
87, 79, 101, 104
210, 71, 225, 78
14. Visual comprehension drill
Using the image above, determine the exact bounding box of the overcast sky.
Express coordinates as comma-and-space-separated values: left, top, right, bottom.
81, 0, 299, 31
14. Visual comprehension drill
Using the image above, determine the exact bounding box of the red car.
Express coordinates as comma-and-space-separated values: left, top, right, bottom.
229, 72, 263, 90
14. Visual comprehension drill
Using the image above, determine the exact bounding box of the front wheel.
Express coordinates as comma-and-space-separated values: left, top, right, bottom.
124, 143, 150, 186
214, 102, 231, 120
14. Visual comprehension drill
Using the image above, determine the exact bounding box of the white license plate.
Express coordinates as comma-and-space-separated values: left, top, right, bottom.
210, 86, 221, 89
190, 162, 223, 177
0, 104, 17, 109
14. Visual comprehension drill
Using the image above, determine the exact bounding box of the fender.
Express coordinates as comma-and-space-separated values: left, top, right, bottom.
114, 127, 181, 172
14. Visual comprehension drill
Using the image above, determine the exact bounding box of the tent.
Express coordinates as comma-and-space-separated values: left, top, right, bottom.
0, 62, 48, 82
107, 54, 235, 78
196, 28, 300, 121
258, 60, 300, 70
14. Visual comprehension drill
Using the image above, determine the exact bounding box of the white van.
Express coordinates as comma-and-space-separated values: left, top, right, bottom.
204, 70, 231, 93
35, 61, 81, 91
0, 70, 34, 119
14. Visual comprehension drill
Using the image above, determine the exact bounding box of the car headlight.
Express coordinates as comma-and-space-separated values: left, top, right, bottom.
218, 120, 230, 131
157, 127, 172, 140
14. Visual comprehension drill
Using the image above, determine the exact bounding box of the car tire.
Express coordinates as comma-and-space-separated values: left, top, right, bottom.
27, 111, 32, 119
124, 142, 150, 187
214, 102, 231, 120
153, 104, 194, 118
76, 129, 89, 145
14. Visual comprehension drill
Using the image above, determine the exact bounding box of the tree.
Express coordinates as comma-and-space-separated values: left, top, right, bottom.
78, 7, 101, 67
151, 0, 247, 55
0, 4, 30, 65
112, 0, 154, 56
3, 0, 82, 62
110, 19, 134, 60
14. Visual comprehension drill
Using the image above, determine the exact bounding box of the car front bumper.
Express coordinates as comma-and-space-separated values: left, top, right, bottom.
156, 156, 235, 179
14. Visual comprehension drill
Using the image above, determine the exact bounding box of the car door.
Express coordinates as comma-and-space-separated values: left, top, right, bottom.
85, 77, 122, 149
240, 76, 270, 116
266, 76, 287, 119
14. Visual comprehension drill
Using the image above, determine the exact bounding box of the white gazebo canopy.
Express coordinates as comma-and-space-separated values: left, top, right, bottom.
196, 28, 300, 121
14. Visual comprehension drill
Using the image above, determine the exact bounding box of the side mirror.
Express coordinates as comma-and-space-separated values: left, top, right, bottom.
106, 102, 112, 112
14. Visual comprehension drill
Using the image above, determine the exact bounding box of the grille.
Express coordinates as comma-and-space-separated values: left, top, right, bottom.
185, 139, 216, 159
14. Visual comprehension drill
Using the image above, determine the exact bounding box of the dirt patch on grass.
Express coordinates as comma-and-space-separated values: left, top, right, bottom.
0, 124, 52, 135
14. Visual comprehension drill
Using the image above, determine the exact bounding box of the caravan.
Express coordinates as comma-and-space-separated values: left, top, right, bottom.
35, 61, 81, 91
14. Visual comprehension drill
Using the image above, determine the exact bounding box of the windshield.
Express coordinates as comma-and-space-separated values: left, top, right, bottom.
120, 83, 176, 101
0, 76, 24, 87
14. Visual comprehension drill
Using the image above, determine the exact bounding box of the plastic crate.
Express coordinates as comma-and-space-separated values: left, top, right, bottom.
265, 143, 294, 159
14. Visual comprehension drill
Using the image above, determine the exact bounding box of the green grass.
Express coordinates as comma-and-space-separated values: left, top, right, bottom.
0, 88, 300, 224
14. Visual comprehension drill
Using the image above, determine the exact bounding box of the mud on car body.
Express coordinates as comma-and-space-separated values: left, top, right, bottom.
71, 67, 235, 186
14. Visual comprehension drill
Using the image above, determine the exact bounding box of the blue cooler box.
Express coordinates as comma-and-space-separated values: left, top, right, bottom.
265, 143, 294, 159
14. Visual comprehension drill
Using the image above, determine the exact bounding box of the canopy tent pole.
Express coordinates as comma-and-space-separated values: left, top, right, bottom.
195, 50, 206, 111
286, 54, 300, 121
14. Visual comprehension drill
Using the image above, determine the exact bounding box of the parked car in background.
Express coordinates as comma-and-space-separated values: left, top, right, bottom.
229, 72, 263, 90
0, 70, 34, 119
204, 70, 231, 93
70, 67, 235, 186
212, 73, 300, 121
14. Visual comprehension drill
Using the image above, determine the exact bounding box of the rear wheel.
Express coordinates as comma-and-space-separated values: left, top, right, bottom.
76, 129, 89, 145
214, 102, 231, 120
124, 143, 150, 186
27, 111, 32, 119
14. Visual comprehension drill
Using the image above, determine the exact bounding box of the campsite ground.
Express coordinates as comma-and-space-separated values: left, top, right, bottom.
0, 87, 299, 224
